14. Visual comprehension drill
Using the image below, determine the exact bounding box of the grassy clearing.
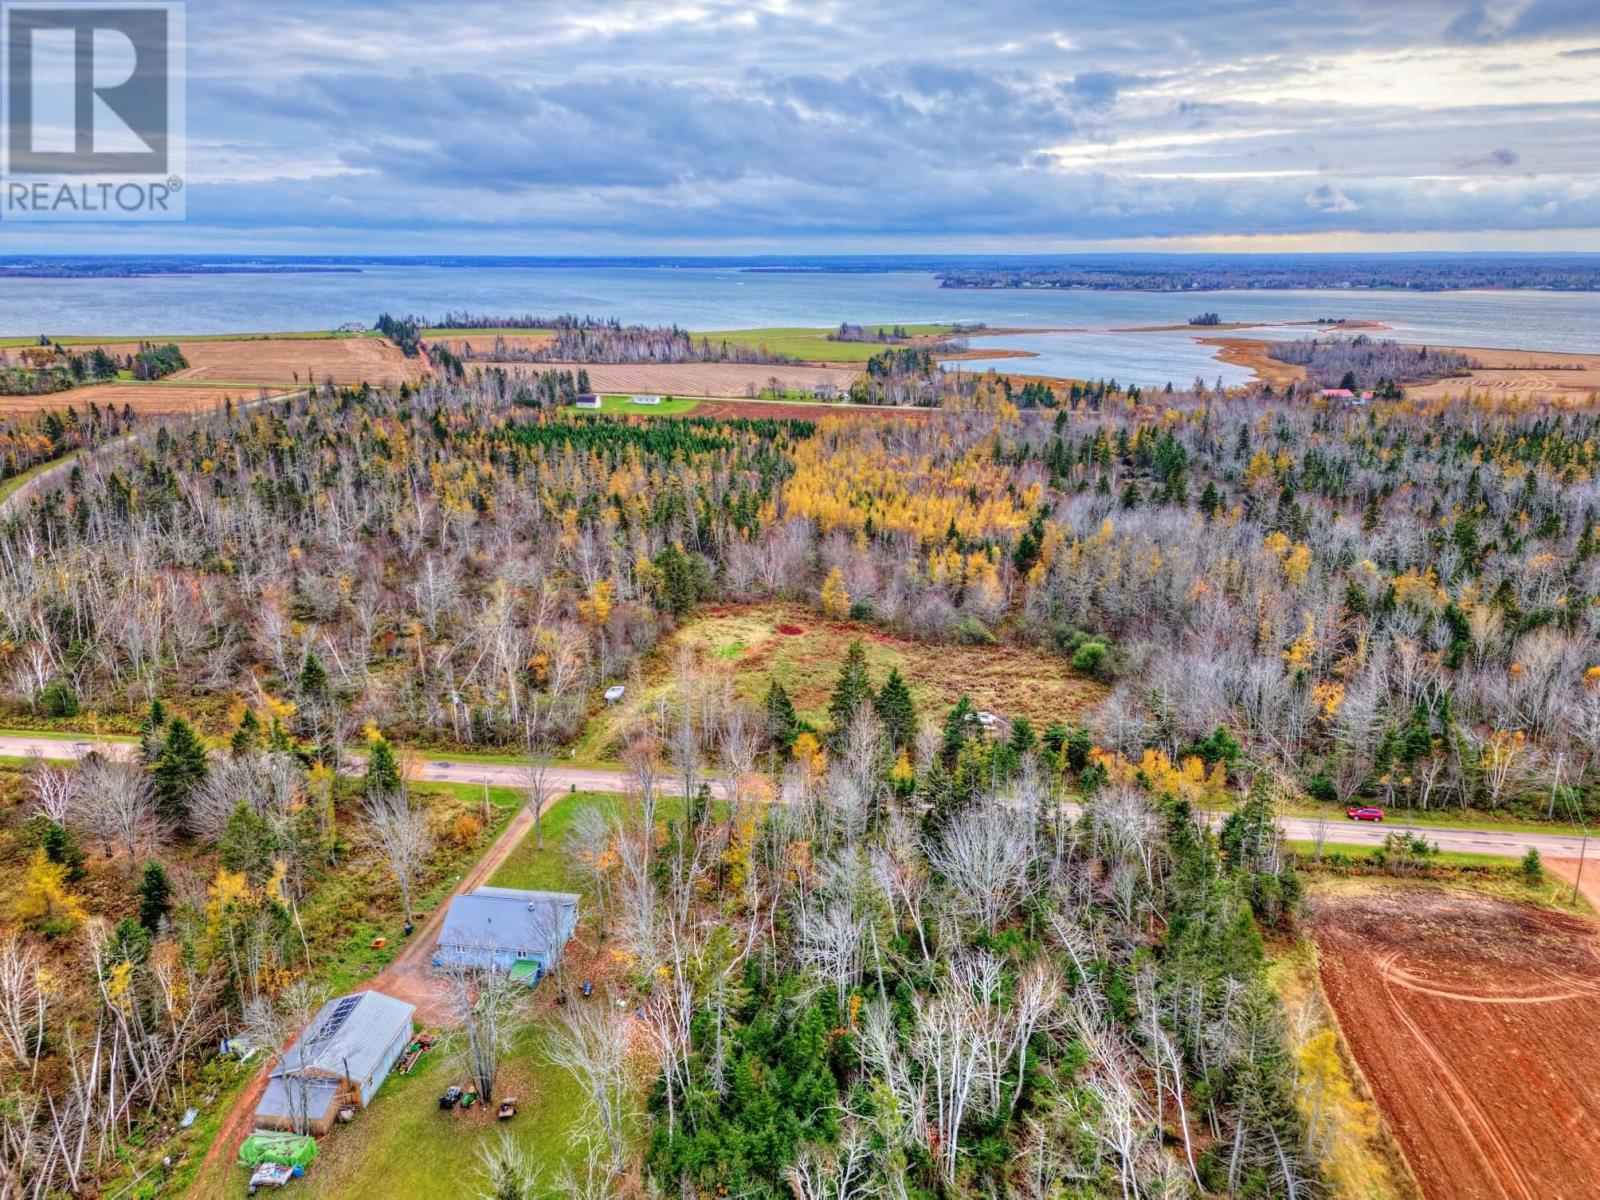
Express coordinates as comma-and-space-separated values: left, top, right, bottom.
490, 791, 615, 892
692, 325, 954, 363
1292, 845, 1587, 911
0, 451, 77, 507
296, 1019, 586, 1200
569, 394, 702, 416
573, 601, 1103, 761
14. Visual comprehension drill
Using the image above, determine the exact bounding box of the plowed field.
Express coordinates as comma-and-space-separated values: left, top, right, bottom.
1313, 884, 1600, 1200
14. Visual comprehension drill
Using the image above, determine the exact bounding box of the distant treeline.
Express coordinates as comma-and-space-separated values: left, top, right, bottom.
375, 313, 423, 356
510, 367, 593, 408
829, 322, 911, 343
1268, 335, 1473, 391
939, 256, 1600, 291
1189, 312, 1222, 326
0, 339, 186, 395
431, 315, 798, 366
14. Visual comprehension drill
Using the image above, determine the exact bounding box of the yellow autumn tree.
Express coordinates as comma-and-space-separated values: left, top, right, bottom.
1296, 1030, 1387, 1196
819, 567, 850, 619
15, 848, 86, 930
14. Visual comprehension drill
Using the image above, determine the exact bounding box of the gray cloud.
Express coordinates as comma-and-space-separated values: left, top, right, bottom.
12, 0, 1600, 248
1452, 147, 1521, 169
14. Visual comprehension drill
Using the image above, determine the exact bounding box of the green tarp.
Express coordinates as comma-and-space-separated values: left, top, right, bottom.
239, 1131, 318, 1168
508, 959, 540, 983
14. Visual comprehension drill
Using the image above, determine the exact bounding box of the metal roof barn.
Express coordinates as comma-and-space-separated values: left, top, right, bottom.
254, 991, 416, 1135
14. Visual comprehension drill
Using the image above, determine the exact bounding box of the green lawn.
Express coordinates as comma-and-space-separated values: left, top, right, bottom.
0, 451, 77, 506
296, 1019, 586, 1200
489, 791, 617, 892
691, 324, 955, 363
570, 394, 701, 416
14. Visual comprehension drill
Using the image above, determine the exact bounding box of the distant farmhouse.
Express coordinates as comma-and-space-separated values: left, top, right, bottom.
434, 886, 581, 981
254, 991, 415, 1136
1319, 387, 1373, 404
630, 394, 662, 405
574, 393, 602, 409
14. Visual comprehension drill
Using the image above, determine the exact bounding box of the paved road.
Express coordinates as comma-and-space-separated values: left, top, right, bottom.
2, 732, 1586, 858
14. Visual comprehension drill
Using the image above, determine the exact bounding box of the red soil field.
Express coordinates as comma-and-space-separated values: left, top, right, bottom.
1313, 883, 1600, 1200
37, 336, 427, 387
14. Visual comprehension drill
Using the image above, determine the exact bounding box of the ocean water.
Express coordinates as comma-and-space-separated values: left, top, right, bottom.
2, 263, 1597, 388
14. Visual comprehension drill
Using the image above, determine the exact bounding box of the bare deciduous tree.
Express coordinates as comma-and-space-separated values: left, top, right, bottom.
359, 790, 434, 927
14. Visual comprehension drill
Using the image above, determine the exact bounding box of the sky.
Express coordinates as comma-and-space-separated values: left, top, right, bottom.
4, 0, 1600, 253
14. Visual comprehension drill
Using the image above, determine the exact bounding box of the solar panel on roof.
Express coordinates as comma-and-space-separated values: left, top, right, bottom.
321, 995, 361, 1036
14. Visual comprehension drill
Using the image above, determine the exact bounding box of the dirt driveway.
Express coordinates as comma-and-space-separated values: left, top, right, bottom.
194, 798, 543, 1196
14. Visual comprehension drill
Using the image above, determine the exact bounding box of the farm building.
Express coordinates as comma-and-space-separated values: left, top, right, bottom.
433, 886, 581, 979
574, 393, 601, 409
630, 393, 662, 405
254, 991, 415, 1136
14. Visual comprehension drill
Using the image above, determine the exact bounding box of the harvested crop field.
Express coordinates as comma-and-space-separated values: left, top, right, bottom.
0, 383, 263, 417
1405, 346, 1600, 402
55, 336, 426, 387
575, 601, 1104, 759
430, 331, 554, 356
494, 359, 859, 398
1312, 882, 1600, 1200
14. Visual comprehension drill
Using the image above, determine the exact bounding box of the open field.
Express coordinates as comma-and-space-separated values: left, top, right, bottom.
495, 359, 859, 398
0, 382, 264, 418
425, 328, 555, 356
1405, 345, 1600, 401
574, 601, 1104, 760
690, 324, 956, 363
10, 335, 427, 388
1313, 881, 1600, 1200
571, 394, 702, 415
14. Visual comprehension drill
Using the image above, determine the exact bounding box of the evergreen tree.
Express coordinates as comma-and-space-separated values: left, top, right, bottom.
653, 542, 698, 619
138, 698, 168, 764
42, 822, 83, 881
763, 681, 799, 751
827, 640, 873, 745
873, 667, 916, 748
298, 651, 329, 698
151, 716, 208, 821
231, 708, 262, 756
940, 694, 976, 763
366, 735, 402, 796
220, 802, 275, 879
138, 861, 172, 932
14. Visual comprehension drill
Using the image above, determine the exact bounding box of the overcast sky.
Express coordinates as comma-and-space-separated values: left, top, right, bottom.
9, 0, 1600, 252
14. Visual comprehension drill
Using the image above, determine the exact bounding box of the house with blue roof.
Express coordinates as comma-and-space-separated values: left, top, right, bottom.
432, 886, 581, 981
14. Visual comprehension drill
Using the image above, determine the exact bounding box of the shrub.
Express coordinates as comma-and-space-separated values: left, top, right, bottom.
955, 616, 997, 645
1521, 847, 1543, 884
35, 680, 79, 717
